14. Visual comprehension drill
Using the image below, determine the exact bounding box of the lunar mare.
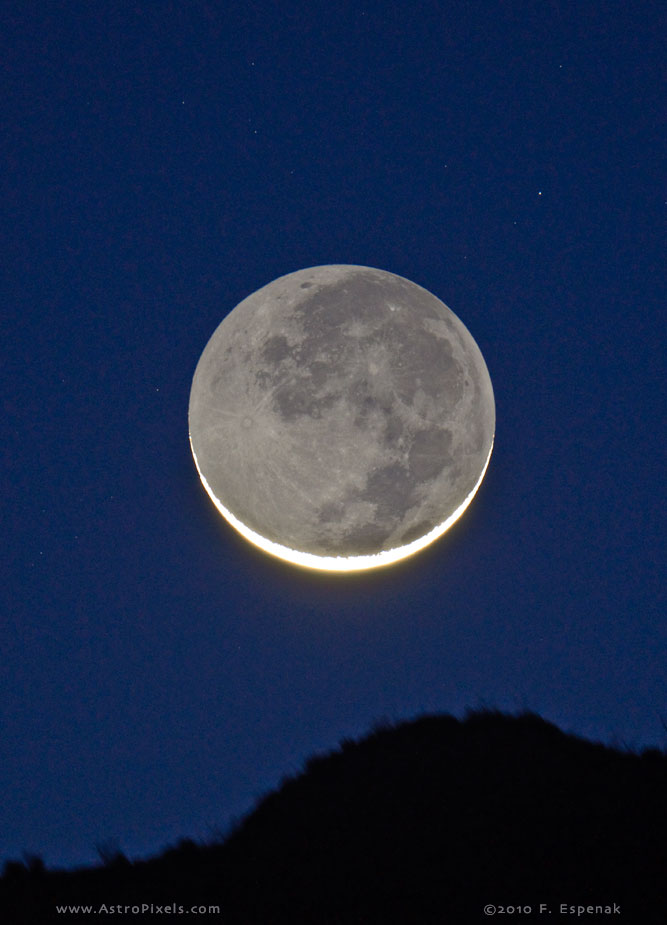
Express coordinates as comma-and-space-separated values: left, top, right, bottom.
189, 265, 495, 571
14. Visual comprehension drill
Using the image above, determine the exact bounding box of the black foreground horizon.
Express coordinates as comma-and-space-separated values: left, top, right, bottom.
2, 709, 665, 924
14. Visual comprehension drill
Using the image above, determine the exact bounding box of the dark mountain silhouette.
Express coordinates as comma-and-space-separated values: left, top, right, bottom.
2, 710, 665, 923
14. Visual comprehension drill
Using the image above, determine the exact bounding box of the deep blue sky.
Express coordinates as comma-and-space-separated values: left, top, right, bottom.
2, 1, 665, 869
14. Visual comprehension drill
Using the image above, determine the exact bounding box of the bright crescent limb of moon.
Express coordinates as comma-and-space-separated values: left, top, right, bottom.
190, 434, 494, 572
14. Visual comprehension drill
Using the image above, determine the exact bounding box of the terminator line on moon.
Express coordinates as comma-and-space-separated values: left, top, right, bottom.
189, 265, 495, 571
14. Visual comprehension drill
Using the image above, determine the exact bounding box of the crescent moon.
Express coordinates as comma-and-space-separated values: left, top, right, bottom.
189, 265, 495, 571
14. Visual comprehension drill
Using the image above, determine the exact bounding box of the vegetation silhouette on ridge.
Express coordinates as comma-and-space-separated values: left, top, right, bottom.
2, 709, 665, 923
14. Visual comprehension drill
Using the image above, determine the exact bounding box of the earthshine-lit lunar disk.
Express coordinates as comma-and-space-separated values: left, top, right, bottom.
189, 266, 495, 571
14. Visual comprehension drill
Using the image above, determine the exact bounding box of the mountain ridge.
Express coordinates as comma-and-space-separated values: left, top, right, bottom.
3, 709, 665, 923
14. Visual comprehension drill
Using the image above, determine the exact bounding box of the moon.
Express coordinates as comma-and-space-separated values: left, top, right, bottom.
189, 265, 495, 571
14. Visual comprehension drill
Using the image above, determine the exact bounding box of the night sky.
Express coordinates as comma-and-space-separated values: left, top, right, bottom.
3, 1, 665, 870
